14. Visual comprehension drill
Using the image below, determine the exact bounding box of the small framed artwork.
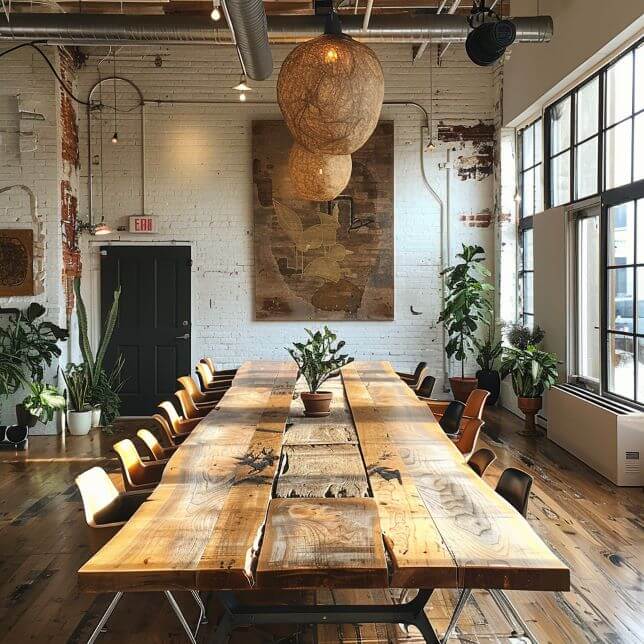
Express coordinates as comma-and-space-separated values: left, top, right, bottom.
0, 229, 34, 296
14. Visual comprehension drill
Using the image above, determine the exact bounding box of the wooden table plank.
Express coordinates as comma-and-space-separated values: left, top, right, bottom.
78, 361, 297, 593
255, 498, 388, 589
342, 364, 458, 588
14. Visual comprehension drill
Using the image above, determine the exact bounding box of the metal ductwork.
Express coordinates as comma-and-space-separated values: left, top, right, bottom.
222, 0, 272, 80
0, 13, 553, 72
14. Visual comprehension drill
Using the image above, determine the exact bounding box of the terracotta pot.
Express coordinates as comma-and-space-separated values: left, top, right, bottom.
449, 377, 478, 403
301, 391, 333, 417
517, 396, 543, 434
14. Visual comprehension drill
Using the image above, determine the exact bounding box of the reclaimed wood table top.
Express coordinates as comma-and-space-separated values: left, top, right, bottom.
78, 360, 570, 594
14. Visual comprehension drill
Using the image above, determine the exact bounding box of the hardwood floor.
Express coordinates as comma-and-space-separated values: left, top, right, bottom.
0, 407, 640, 643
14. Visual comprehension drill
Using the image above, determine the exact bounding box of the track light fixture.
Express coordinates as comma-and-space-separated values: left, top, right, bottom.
466, 0, 516, 67
233, 73, 253, 101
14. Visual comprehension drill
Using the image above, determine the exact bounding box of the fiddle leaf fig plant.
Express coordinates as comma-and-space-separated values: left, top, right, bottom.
287, 326, 354, 393
438, 244, 494, 378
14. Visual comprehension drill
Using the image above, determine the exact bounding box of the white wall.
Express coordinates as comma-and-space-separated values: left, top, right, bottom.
75, 44, 498, 396
504, 0, 644, 125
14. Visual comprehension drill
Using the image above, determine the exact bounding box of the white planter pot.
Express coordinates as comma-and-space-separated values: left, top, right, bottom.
67, 410, 92, 436
91, 407, 102, 428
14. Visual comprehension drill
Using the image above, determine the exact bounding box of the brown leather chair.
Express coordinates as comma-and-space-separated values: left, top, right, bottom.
158, 400, 200, 436
175, 389, 210, 420
178, 375, 225, 406
195, 363, 233, 393
113, 439, 167, 492
396, 361, 427, 385
428, 389, 490, 423
452, 418, 484, 459
137, 429, 178, 461
467, 448, 496, 477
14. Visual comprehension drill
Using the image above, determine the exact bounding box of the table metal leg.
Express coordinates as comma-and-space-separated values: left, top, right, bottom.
87, 592, 124, 644
490, 589, 538, 643
165, 590, 197, 644
210, 588, 439, 644
441, 588, 471, 643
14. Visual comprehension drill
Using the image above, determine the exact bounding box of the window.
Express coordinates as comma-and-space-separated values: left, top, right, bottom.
604, 194, 644, 405
519, 225, 534, 328
570, 205, 601, 389
518, 119, 543, 217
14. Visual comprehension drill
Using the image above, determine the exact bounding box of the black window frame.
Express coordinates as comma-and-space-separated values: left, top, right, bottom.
518, 118, 543, 218
518, 217, 534, 327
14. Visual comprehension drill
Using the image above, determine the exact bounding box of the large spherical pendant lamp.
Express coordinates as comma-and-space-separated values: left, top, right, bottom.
288, 143, 352, 202
277, 32, 384, 155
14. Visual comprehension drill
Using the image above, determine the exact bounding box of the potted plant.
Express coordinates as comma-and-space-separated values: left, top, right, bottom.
21, 382, 66, 427
500, 343, 559, 435
505, 322, 545, 350
73, 277, 123, 428
62, 364, 92, 435
287, 326, 354, 417
438, 244, 493, 402
473, 314, 503, 405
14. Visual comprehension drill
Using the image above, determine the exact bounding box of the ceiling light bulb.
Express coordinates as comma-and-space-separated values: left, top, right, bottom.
426, 140, 436, 151
324, 47, 338, 64
239, 91, 246, 102
94, 222, 112, 235
233, 75, 253, 92
111, 132, 118, 144
210, 6, 221, 21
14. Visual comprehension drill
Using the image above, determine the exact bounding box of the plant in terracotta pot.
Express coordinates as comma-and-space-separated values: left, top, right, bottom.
287, 326, 354, 417
473, 314, 503, 405
438, 244, 493, 402
500, 343, 558, 436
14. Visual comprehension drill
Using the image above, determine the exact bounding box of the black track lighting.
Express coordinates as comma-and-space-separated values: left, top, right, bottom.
466, 1, 516, 67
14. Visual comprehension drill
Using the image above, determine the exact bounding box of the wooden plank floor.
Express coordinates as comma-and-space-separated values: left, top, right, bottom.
0, 406, 640, 643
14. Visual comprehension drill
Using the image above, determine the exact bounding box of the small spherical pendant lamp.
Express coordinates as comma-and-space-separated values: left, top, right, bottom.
288, 143, 352, 202
277, 15, 384, 155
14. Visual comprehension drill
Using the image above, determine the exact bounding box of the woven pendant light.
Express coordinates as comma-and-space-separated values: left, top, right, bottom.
288, 143, 352, 202
277, 16, 384, 155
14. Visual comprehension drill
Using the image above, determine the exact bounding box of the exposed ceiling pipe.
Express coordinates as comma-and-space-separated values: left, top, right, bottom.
0, 13, 553, 46
362, 0, 375, 31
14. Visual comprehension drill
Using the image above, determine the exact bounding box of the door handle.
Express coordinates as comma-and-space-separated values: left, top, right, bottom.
175, 333, 190, 340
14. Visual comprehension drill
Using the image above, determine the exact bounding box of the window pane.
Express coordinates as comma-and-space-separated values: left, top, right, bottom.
638, 199, 644, 264
534, 119, 543, 164
608, 202, 635, 266
523, 313, 534, 329
605, 52, 634, 126
638, 338, 644, 404
522, 125, 534, 169
535, 163, 543, 213
523, 228, 534, 270
575, 137, 598, 198
605, 120, 633, 189
608, 268, 634, 333
636, 44, 644, 113
550, 151, 570, 206
522, 168, 534, 217
638, 266, 644, 334
577, 215, 600, 381
523, 272, 534, 315
576, 77, 599, 141
607, 334, 635, 400
550, 97, 571, 154
635, 112, 644, 183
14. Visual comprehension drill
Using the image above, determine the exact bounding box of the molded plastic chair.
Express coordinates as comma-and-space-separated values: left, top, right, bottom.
453, 418, 484, 459
178, 375, 224, 406
195, 363, 232, 393
415, 375, 436, 399
152, 411, 191, 446
175, 389, 210, 420
467, 448, 496, 477
438, 401, 465, 436
75, 467, 206, 643
113, 439, 167, 492
396, 361, 427, 385
158, 401, 200, 436
201, 357, 237, 378
442, 468, 537, 643
137, 429, 178, 461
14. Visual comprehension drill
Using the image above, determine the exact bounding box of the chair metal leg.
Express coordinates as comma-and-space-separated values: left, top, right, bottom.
190, 590, 208, 625
490, 589, 538, 643
87, 592, 124, 644
441, 589, 471, 643
165, 590, 197, 644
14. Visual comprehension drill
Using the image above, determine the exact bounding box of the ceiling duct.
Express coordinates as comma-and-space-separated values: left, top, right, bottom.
0, 14, 553, 75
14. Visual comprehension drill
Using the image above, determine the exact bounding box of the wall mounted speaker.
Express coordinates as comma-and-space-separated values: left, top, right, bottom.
0, 425, 28, 450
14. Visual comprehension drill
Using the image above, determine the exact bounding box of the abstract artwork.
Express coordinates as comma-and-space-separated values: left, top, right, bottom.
253, 120, 394, 321
0, 229, 34, 296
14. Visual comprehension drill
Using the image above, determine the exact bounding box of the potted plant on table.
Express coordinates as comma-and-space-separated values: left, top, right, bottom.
287, 326, 354, 417
438, 244, 493, 402
473, 314, 503, 405
62, 364, 92, 435
500, 324, 558, 435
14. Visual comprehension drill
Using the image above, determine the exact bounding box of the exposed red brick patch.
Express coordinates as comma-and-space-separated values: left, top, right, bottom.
437, 120, 495, 145
459, 211, 492, 228
61, 182, 81, 317
58, 48, 80, 170
498, 211, 512, 223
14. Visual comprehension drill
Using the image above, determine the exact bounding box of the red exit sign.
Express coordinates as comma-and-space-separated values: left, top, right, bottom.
129, 215, 157, 233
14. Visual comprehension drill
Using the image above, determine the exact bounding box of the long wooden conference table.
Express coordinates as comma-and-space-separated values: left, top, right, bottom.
79, 361, 570, 642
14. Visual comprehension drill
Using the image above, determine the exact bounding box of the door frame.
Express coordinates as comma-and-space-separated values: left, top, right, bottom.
86, 239, 195, 376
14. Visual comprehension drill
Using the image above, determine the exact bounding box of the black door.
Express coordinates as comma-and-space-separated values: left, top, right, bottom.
100, 246, 191, 415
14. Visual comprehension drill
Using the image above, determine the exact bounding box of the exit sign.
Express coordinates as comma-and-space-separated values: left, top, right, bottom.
129, 215, 157, 233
